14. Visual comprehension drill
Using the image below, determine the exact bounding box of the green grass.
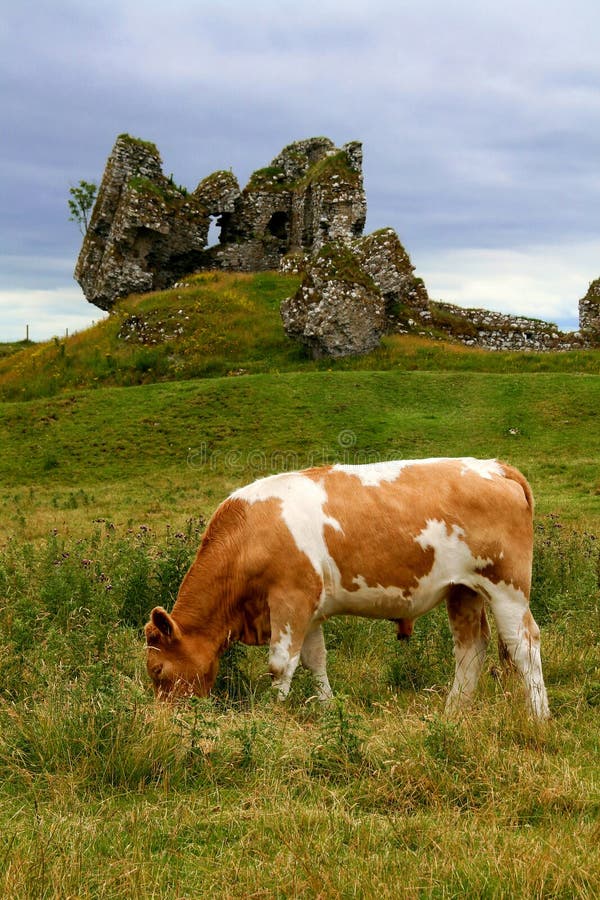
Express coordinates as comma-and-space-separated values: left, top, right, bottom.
0, 269, 599, 896
299, 148, 361, 188
1, 369, 598, 541
0, 339, 32, 360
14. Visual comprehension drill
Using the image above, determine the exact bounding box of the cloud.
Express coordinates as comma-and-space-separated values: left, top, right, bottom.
419, 240, 600, 329
0, 287, 106, 343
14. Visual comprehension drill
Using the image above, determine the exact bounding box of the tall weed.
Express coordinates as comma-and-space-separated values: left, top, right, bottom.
531, 516, 599, 624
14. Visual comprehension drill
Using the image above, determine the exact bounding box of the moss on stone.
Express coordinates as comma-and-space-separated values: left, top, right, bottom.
197, 170, 236, 189
246, 166, 287, 192
248, 147, 359, 194
428, 303, 479, 338
117, 133, 160, 156
278, 136, 332, 155
316, 241, 377, 290
128, 175, 184, 206
300, 151, 360, 188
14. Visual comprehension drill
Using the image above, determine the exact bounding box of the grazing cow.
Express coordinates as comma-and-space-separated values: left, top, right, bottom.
145, 458, 549, 718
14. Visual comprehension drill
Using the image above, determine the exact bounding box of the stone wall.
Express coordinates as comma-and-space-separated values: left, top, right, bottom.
280, 242, 594, 356
422, 303, 588, 352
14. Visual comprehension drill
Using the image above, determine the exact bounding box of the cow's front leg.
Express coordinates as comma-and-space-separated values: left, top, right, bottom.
300, 624, 333, 701
269, 622, 302, 700
267, 584, 322, 701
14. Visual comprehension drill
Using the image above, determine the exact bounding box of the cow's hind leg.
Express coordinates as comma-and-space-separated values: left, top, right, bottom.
445, 585, 490, 714
300, 624, 333, 702
487, 585, 550, 720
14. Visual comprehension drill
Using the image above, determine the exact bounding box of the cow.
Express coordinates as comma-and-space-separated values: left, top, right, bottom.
144, 457, 550, 719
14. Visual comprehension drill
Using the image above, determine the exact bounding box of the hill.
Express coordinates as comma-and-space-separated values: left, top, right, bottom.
0, 339, 32, 360
1, 368, 599, 543
1, 271, 599, 541
1, 270, 600, 403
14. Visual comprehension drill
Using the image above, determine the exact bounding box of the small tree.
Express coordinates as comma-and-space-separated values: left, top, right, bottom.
68, 180, 97, 235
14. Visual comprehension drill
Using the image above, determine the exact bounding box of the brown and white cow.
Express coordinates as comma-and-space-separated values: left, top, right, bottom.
145, 458, 549, 718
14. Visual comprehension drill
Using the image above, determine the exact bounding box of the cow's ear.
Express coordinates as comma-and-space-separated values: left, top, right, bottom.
150, 607, 182, 641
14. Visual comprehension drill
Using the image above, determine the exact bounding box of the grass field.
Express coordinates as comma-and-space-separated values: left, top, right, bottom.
0, 272, 598, 897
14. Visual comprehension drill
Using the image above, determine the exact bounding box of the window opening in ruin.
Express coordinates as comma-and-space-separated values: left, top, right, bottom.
266, 211, 289, 241
207, 215, 221, 248
352, 216, 365, 236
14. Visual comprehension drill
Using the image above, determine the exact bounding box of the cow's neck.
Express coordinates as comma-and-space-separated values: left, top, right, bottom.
170, 544, 245, 650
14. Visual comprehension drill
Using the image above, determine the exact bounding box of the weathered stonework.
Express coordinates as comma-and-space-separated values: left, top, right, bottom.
75, 135, 209, 311
193, 170, 240, 216
212, 137, 366, 272
76, 135, 366, 310
424, 302, 588, 352
351, 228, 429, 319
579, 278, 600, 339
75, 132, 600, 355
280, 230, 428, 357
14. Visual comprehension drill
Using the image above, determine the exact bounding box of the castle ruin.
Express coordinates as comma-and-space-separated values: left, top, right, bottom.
75, 135, 600, 357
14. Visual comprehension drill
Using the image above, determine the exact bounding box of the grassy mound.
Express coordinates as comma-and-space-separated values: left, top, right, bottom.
1, 270, 599, 402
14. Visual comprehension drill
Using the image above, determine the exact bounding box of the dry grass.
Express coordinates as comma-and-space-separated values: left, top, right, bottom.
0, 519, 597, 897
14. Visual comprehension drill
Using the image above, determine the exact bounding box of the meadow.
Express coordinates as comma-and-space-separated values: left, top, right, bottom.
0, 272, 598, 897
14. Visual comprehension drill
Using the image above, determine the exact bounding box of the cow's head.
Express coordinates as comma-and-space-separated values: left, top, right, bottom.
144, 607, 219, 699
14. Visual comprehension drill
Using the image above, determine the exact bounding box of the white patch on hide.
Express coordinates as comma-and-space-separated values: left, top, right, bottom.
269, 623, 300, 699
318, 573, 410, 619
412, 518, 493, 605
459, 458, 504, 480
231, 472, 341, 576
332, 459, 421, 486
270, 622, 293, 671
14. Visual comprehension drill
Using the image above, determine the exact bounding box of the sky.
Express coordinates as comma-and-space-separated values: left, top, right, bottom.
2, 0, 600, 341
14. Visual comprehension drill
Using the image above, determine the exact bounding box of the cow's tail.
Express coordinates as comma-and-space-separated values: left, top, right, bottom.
501, 463, 534, 514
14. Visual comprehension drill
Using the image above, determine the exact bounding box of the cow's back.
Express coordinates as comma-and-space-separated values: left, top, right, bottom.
232, 458, 533, 621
